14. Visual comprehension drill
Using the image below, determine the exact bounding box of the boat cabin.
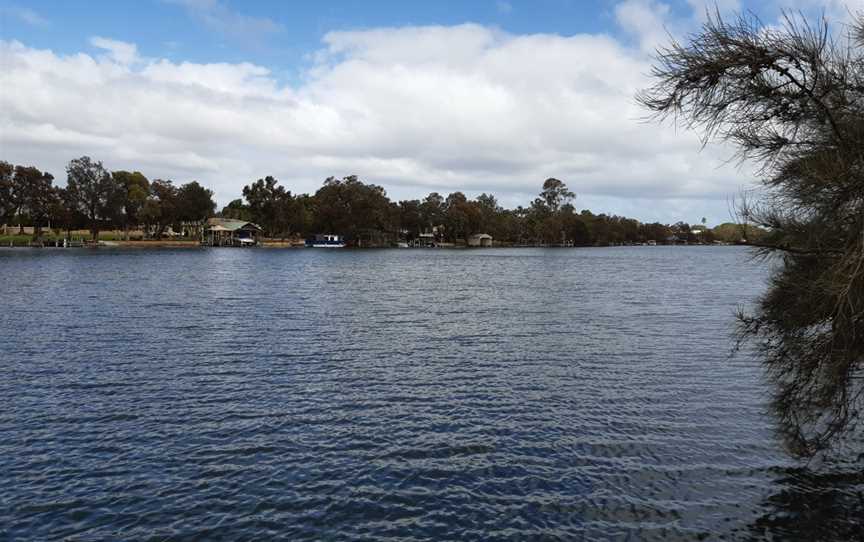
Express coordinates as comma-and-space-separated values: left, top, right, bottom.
306, 234, 345, 248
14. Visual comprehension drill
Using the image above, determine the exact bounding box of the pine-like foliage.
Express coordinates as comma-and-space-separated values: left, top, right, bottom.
639, 11, 864, 456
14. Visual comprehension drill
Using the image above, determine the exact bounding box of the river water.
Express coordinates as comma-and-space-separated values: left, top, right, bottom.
1, 246, 861, 540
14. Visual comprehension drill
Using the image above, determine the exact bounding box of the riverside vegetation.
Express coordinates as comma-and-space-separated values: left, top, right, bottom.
641, 10, 864, 458
1, 158, 760, 247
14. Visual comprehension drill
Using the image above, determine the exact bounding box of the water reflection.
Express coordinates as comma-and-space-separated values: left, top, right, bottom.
747, 467, 864, 540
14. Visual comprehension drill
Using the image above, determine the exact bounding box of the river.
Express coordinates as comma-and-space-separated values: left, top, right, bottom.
1, 246, 861, 540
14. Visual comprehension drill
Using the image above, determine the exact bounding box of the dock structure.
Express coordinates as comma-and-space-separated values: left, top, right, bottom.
203, 218, 263, 247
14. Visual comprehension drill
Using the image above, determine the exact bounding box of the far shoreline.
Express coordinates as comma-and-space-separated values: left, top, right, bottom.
0, 239, 749, 250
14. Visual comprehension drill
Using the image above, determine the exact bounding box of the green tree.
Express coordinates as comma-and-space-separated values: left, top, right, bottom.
475, 193, 504, 238
242, 176, 293, 238
560, 204, 590, 245
112, 170, 150, 240
0, 161, 18, 226
66, 156, 122, 240
711, 222, 766, 244
313, 175, 392, 244
640, 11, 864, 456
177, 181, 216, 234
50, 187, 86, 239
419, 192, 445, 234
524, 197, 551, 244
640, 222, 672, 244
291, 194, 315, 237
398, 199, 423, 238
498, 208, 526, 245
540, 178, 574, 213
221, 199, 252, 221
141, 180, 179, 238
444, 192, 481, 243
15, 165, 57, 239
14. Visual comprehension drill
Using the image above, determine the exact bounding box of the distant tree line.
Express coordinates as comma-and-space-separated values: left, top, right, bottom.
0, 157, 216, 240
220, 174, 761, 246
1, 156, 762, 245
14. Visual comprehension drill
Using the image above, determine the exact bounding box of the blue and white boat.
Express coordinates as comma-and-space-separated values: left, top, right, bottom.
305, 234, 346, 248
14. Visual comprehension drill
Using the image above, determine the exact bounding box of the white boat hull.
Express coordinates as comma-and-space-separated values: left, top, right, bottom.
306, 234, 345, 248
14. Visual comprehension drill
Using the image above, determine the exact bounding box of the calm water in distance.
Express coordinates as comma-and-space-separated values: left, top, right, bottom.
1, 246, 862, 540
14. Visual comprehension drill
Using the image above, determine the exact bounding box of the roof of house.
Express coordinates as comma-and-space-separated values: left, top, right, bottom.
206, 217, 262, 231
469, 233, 493, 239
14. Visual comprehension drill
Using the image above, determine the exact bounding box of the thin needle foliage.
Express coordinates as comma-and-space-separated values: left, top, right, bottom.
639, 9, 864, 457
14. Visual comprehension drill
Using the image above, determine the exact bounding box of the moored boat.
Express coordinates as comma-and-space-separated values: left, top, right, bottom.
306, 234, 345, 248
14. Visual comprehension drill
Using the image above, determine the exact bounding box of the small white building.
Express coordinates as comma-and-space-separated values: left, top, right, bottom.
468, 233, 493, 247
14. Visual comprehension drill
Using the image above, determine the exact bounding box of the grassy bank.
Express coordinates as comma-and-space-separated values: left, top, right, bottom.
0, 233, 202, 247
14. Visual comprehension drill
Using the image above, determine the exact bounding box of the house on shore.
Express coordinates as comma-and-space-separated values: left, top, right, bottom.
412, 232, 436, 248
468, 233, 493, 247
203, 218, 263, 247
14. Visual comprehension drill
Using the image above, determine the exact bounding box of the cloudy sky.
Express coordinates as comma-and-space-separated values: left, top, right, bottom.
0, 0, 859, 224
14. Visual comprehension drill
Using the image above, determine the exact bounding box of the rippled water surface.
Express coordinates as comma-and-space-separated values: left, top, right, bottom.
2, 246, 862, 540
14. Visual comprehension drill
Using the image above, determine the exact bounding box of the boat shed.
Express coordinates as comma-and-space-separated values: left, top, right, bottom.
412, 232, 436, 248
468, 233, 493, 247
204, 218, 263, 246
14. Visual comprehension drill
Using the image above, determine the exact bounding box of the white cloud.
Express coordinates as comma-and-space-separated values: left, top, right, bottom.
614, 0, 675, 53
615, 0, 748, 53
613, 0, 858, 54
0, 21, 762, 224
773, 0, 862, 37
90, 36, 139, 65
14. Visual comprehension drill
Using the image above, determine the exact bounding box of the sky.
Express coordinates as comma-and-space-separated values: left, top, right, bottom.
0, 0, 860, 224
